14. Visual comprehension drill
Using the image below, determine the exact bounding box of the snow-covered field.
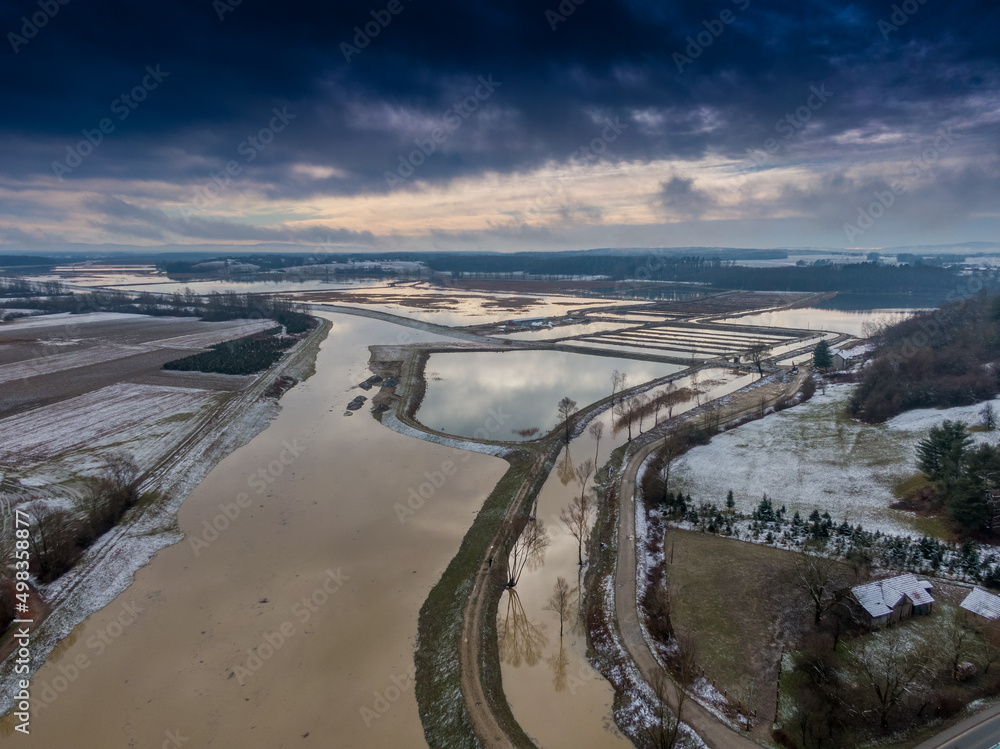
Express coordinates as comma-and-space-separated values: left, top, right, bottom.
0, 383, 216, 465
0, 344, 148, 383
672, 385, 1000, 537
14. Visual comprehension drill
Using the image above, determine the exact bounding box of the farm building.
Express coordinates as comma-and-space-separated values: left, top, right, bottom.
960, 587, 1000, 621
830, 346, 868, 371
850, 574, 935, 628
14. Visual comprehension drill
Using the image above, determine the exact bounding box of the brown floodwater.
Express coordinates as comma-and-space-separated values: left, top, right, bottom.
500, 367, 755, 748
1, 312, 508, 748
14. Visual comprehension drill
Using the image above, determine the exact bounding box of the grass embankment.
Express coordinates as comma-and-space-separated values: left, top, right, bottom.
665, 530, 853, 725
415, 447, 551, 749
582, 442, 632, 718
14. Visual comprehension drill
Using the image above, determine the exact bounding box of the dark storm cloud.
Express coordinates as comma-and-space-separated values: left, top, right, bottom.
1, 0, 998, 199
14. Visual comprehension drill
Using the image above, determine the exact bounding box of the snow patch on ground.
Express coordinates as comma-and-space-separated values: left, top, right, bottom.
671, 385, 1000, 537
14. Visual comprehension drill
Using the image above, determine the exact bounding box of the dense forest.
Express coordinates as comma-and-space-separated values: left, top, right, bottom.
850, 292, 1000, 423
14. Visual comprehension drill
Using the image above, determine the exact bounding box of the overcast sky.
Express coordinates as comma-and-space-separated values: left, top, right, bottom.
1, 0, 997, 253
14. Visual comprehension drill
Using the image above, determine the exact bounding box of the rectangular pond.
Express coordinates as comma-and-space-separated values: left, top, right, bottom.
415, 349, 685, 440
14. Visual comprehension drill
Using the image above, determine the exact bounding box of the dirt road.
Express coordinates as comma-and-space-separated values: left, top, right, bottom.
613, 372, 807, 748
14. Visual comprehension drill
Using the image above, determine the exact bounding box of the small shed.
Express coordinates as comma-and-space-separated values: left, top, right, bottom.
960, 587, 1000, 621
850, 574, 935, 628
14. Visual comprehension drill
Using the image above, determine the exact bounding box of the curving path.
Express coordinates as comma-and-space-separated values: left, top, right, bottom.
612, 371, 808, 748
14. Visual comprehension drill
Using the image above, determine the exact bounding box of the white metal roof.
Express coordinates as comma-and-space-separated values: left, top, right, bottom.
851, 574, 935, 618
960, 587, 1000, 620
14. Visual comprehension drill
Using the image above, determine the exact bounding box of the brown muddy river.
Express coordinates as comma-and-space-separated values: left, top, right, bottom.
1, 313, 508, 747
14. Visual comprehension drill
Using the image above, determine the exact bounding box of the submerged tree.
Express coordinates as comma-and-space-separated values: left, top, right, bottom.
543, 576, 574, 637
588, 421, 603, 466
561, 461, 594, 566
507, 518, 549, 588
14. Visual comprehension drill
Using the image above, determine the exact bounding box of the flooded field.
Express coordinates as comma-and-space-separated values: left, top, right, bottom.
294, 282, 636, 326
719, 307, 917, 336
2, 313, 510, 748
416, 350, 684, 440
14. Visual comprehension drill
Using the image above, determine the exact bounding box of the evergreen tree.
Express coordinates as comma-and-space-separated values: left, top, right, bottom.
916, 420, 972, 484
813, 339, 833, 369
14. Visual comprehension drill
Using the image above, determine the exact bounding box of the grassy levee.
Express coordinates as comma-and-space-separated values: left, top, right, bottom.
582, 442, 630, 711
415, 443, 556, 749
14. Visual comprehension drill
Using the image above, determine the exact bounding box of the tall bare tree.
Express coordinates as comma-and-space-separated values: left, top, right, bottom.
588, 421, 603, 465
794, 556, 839, 626
665, 381, 678, 419
543, 577, 574, 637
557, 396, 577, 443
635, 393, 649, 434
506, 518, 549, 588
748, 342, 768, 378
850, 628, 929, 732
611, 369, 624, 405
561, 489, 593, 566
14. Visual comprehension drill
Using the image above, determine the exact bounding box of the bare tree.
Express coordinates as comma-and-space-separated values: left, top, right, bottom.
557, 396, 577, 444
976, 618, 1000, 675
690, 369, 700, 405
635, 393, 649, 434
653, 395, 662, 426
794, 556, 839, 626
506, 518, 549, 588
611, 369, 624, 405
748, 342, 768, 378
656, 437, 685, 500
543, 576, 574, 636
29, 508, 80, 582
560, 490, 593, 566
850, 628, 930, 732
643, 671, 685, 749
981, 402, 997, 431
588, 421, 603, 465
665, 381, 677, 419
942, 607, 975, 680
